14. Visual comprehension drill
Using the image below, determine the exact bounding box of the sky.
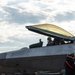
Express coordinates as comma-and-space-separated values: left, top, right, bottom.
0, 0, 75, 53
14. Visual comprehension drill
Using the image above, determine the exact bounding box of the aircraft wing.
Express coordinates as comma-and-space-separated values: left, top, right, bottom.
26, 24, 75, 41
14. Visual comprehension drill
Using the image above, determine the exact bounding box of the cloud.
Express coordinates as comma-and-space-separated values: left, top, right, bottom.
0, 0, 9, 6
53, 12, 75, 22
0, 21, 45, 43
0, 12, 5, 19
2, 0, 75, 24
0, 34, 46, 53
0, 0, 16, 6
0, 23, 47, 53
2, 6, 46, 24
1, 0, 75, 52
0, 21, 25, 42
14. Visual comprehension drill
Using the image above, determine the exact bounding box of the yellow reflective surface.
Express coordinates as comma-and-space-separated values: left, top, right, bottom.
32, 24, 73, 37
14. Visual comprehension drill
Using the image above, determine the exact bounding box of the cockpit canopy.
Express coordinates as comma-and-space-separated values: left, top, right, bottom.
26, 24, 75, 41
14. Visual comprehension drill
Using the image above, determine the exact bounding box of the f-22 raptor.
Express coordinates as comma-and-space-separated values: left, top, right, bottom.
0, 24, 75, 74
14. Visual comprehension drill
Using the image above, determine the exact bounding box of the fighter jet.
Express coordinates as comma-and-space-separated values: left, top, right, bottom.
0, 24, 75, 74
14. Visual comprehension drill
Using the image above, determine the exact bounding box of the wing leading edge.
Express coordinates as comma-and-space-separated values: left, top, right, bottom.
26, 24, 75, 41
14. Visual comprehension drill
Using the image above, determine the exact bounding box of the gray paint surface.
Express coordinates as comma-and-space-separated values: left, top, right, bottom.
0, 43, 75, 72
5, 43, 75, 59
